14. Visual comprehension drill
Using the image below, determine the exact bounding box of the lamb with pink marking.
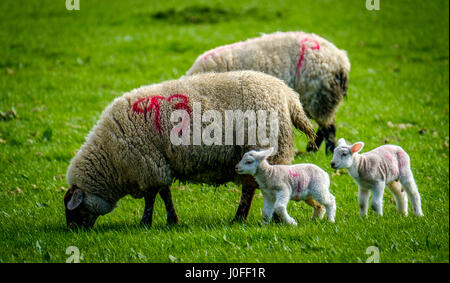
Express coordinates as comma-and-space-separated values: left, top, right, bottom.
331, 138, 423, 217
236, 147, 336, 225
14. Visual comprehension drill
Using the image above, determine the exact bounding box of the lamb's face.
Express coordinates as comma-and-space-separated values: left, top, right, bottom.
331, 138, 364, 169
331, 146, 353, 169
235, 152, 259, 176
64, 185, 113, 229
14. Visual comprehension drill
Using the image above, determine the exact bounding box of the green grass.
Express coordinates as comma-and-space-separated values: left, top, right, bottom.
0, 0, 448, 263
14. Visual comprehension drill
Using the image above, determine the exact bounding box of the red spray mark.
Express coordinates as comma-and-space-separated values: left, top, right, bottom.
289, 169, 302, 193
295, 38, 320, 77
168, 94, 191, 136
132, 94, 191, 134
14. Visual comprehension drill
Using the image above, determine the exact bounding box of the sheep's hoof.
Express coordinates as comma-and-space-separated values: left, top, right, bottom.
140, 220, 152, 228
167, 214, 179, 225
231, 216, 247, 223
140, 215, 153, 227
306, 143, 319, 153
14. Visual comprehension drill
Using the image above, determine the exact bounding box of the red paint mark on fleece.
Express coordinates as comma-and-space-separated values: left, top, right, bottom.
295, 38, 320, 77
132, 94, 191, 134
289, 169, 302, 193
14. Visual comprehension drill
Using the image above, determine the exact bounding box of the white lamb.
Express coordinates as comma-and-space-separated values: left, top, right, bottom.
331, 138, 423, 217
235, 147, 336, 225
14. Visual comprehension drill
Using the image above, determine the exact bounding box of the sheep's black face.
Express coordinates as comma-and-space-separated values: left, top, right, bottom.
333, 70, 349, 98
64, 185, 98, 230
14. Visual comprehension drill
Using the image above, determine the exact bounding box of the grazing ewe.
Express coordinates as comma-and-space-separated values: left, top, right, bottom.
236, 147, 336, 225
331, 138, 423, 217
186, 31, 351, 153
64, 71, 316, 229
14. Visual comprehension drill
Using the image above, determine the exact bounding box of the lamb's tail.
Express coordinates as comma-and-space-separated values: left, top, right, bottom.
290, 99, 316, 145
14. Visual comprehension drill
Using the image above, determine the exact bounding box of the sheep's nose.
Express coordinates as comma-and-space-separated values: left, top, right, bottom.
331, 162, 336, 169
235, 165, 239, 171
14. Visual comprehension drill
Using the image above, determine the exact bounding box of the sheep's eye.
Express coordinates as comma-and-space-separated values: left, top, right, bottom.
342, 152, 347, 157
245, 161, 253, 165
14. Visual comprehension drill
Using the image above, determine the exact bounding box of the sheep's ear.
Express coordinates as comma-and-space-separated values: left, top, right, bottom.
351, 142, 364, 154
255, 147, 274, 160
337, 138, 347, 147
67, 189, 84, 210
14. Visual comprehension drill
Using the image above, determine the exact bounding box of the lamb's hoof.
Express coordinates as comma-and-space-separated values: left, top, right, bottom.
286, 218, 297, 226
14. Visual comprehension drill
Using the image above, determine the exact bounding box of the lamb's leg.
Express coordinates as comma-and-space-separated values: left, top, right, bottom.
232, 175, 257, 223
274, 189, 297, 226
141, 189, 159, 227
318, 193, 336, 223
358, 187, 370, 217
400, 172, 423, 216
388, 181, 408, 216
159, 186, 179, 225
305, 197, 326, 220
261, 194, 275, 224
371, 182, 385, 216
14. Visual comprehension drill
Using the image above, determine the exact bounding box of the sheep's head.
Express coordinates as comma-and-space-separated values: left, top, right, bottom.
235, 147, 274, 176
331, 138, 364, 169
64, 185, 115, 230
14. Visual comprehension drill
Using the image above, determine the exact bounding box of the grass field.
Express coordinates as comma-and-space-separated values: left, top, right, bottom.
0, 0, 448, 263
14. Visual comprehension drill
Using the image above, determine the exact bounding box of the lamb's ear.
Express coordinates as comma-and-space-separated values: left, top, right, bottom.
351, 142, 364, 154
255, 147, 274, 160
67, 189, 84, 210
337, 138, 347, 147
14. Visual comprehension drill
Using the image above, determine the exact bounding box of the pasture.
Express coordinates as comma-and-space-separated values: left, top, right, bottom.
0, 0, 448, 262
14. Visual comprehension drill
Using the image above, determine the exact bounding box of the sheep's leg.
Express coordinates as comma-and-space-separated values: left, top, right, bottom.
388, 181, 408, 216
232, 176, 257, 222
305, 197, 326, 220
400, 172, 423, 216
358, 187, 370, 217
306, 126, 325, 152
322, 123, 337, 154
140, 189, 159, 227
274, 189, 297, 225
159, 186, 179, 225
371, 182, 385, 216
306, 123, 336, 154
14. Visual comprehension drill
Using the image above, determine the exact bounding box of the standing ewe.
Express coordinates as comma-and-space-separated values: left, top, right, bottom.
64, 71, 316, 229
186, 31, 351, 153
331, 138, 423, 217
236, 147, 336, 225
